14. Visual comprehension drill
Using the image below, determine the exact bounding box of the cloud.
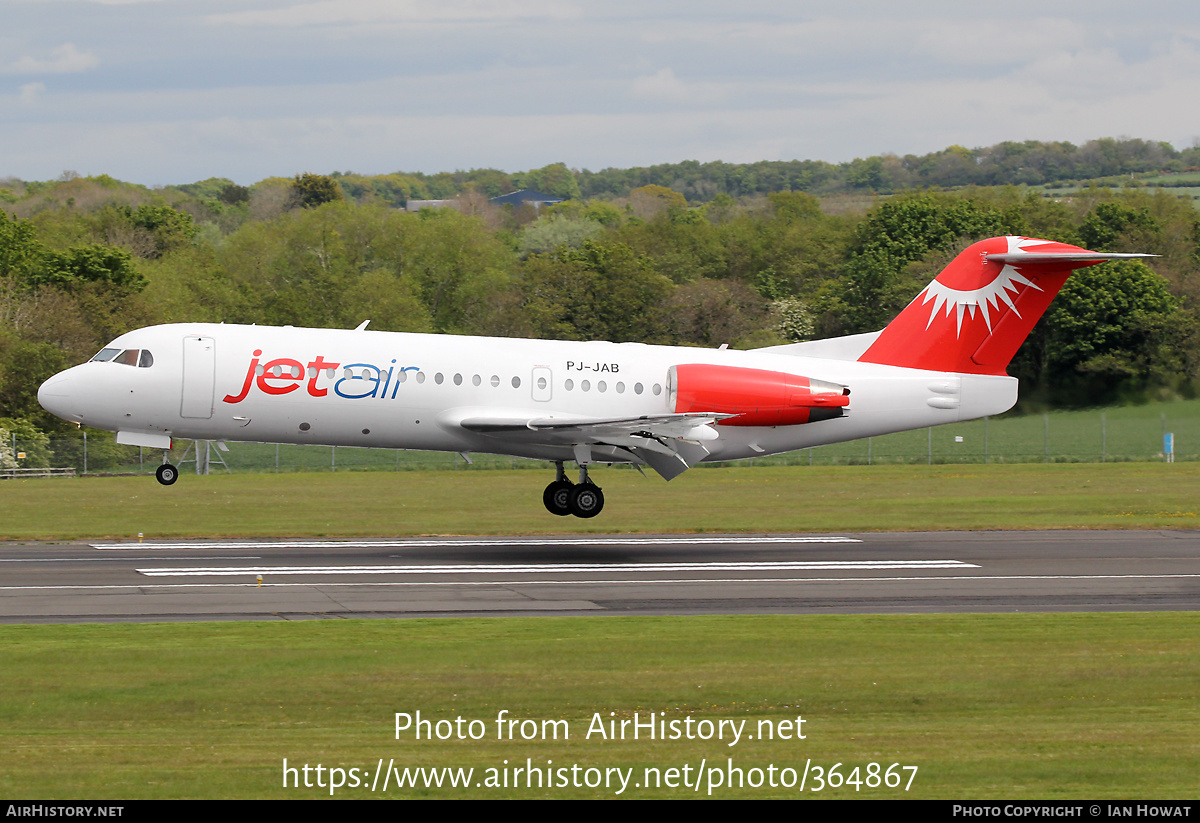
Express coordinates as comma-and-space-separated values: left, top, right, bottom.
18, 82, 45, 103
912, 18, 1088, 65
7, 43, 99, 75
6, 3, 1200, 184
207, 0, 580, 28
631, 68, 729, 106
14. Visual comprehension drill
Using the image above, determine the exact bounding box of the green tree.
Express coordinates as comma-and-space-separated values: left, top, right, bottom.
0, 335, 70, 429
516, 163, 581, 200
768, 191, 823, 223
140, 245, 247, 324
0, 417, 52, 467
1015, 260, 1195, 405
219, 183, 251, 205
518, 213, 604, 258
292, 173, 345, 209
665, 279, 771, 347
340, 269, 433, 333
629, 184, 687, 209
1079, 202, 1159, 250
219, 201, 369, 327
400, 209, 516, 333
32, 245, 145, 294
0, 212, 44, 281
844, 156, 888, 190
819, 194, 1016, 334
520, 241, 674, 342
0, 424, 14, 470
614, 209, 725, 284
101, 204, 199, 259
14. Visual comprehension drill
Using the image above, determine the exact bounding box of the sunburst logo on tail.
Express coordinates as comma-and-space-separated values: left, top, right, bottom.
917, 236, 1049, 336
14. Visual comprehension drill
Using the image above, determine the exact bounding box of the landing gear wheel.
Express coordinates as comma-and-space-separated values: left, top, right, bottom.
155, 463, 179, 486
568, 483, 604, 518
543, 480, 574, 516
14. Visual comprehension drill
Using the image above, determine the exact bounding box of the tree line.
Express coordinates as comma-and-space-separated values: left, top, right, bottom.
328, 138, 1200, 203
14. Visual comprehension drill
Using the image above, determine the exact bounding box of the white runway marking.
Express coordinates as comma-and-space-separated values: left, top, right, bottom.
135, 560, 975, 577
4, 573, 1200, 593
0, 556, 261, 563
91, 536, 862, 550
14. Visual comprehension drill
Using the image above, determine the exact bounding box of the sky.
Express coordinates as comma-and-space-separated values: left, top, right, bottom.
3, 0, 1200, 186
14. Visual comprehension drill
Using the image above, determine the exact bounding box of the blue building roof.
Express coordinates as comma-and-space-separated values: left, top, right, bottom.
489, 189, 566, 206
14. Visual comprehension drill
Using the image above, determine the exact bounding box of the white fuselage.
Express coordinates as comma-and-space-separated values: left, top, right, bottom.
37, 323, 1019, 465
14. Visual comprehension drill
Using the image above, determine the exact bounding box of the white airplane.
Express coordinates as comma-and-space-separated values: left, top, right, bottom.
38, 236, 1148, 518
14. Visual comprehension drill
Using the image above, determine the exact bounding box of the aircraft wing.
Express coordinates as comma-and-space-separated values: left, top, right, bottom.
453, 410, 734, 480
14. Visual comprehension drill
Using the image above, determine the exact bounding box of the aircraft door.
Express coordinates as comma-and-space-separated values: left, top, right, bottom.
531, 366, 552, 402
180, 336, 216, 418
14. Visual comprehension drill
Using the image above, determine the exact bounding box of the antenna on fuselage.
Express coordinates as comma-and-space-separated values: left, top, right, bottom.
355, 320, 370, 331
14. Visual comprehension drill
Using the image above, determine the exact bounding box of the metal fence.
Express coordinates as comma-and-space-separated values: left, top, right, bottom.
4, 403, 1196, 477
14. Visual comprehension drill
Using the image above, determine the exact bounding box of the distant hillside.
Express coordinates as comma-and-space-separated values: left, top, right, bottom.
573, 138, 1200, 201
5, 137, 1200, 209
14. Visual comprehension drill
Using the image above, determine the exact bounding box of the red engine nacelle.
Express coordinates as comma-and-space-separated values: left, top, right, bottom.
668, 364, 849, 427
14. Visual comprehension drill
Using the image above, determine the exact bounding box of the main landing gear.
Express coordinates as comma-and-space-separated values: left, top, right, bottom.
543, 461, 604, 518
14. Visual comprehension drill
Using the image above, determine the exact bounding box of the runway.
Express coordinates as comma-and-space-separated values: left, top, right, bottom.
1, 530, 1198, 623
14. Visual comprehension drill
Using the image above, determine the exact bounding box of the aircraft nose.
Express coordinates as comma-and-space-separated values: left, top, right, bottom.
38, 371, 82, 424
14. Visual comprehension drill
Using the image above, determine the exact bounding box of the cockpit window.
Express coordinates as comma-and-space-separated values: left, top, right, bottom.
90, 348, 154, 367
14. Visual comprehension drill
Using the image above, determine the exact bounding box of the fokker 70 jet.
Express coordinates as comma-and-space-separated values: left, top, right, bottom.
38, 236, 1147, 517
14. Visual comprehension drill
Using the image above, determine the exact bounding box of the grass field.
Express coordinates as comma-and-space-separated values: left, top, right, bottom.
3, 447, 1197, 799
1, 462, 1197, 539
1035, 179, 1200, 207
2, 614, 1197, 799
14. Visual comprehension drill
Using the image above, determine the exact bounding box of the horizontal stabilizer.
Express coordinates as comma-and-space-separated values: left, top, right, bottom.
985, 252, 1155, 264
860, 236, 1154, 375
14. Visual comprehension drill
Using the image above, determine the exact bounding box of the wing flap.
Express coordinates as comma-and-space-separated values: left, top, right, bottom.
454, 410, 731, 480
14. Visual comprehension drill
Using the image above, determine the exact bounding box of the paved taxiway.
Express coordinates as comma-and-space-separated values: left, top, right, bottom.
2, 530, 1198, 623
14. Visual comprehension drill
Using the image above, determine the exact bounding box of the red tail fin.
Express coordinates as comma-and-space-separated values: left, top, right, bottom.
857, 236, 1150, 375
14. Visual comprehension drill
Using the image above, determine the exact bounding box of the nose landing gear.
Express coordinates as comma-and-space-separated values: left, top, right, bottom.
155, 461, 179, 486
542, 461, 604, 518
